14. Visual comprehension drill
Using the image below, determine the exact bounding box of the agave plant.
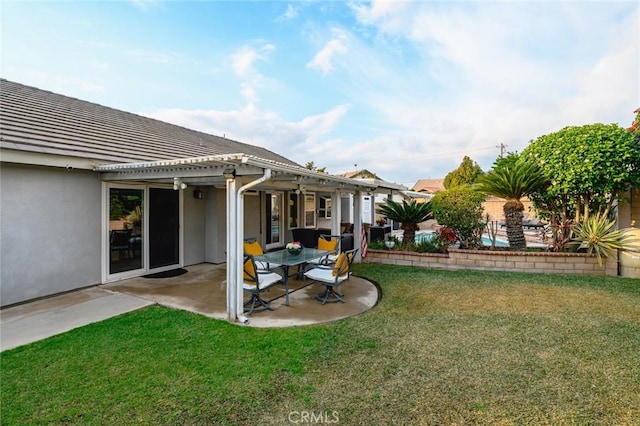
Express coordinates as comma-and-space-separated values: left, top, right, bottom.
569, 215, 636, 266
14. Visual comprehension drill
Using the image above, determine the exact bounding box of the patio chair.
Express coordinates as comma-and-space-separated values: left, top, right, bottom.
307, 234, 341, 266
243, 238, 281, 271
110, 229, 132, 260
523, 217, 545, 229
243, 254, 283, 314
303, 248, 358, 304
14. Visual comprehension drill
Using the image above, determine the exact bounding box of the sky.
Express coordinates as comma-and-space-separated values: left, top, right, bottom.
2, 0, 639, 187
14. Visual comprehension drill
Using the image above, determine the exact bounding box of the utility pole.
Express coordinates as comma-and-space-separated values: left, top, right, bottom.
496, 143, 507, 157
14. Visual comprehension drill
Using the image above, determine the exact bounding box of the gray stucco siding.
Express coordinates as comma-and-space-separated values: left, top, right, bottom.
183, 189, 206, 266
204, 188, 226, 264
1, 163, 102, 306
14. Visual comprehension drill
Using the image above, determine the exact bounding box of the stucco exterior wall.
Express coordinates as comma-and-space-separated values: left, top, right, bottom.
244, 193, 261, 241
1, 163, 102, 306
204, 188, 226, 264
183, 188, 206, 266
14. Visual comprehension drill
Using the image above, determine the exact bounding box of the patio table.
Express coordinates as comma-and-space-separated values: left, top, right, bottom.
254, 248, 329, 307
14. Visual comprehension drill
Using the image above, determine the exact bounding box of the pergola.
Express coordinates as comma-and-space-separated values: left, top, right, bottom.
96, 153, 405, 323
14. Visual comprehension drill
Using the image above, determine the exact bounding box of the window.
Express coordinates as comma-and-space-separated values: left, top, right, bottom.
288, 192, 299, 228
304, 194, 316, 228
319, 196, 332, 218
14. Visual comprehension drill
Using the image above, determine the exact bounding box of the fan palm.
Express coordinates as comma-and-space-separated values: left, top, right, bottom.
476, 161, 548, 250
376, 199, 432, 243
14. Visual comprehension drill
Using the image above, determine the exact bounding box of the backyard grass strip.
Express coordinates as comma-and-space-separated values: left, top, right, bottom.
1, 266, 639, 425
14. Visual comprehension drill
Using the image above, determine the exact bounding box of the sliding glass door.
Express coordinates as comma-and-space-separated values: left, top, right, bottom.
149, 188, 179, 269
108, 188, 144, 275
265, 192, 284, 250
106, 185, 181, 279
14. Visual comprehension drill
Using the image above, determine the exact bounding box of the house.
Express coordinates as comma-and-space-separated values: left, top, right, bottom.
412, 178, 445, 194
338, 170, 432, 235
0, 79, 402, 321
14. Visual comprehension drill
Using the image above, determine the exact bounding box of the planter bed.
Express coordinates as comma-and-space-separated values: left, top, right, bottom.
364, 247, 622, 277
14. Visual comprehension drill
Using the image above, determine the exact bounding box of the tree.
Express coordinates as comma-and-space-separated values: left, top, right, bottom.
476, 156, 548, 250
521, 123, 640, 223
443, 156, 484, 189
304, 161, 326, 173
375, 199, 433, 244
627, 107, 640, 139
431, 185, 486, 249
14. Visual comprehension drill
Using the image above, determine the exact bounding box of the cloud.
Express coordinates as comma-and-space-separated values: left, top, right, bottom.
282, 3, 299, 20
140, 103, 349, 162
336, 0, 640, 180
230, 44, 276, 77
306, 28, 349, 75
228, 43, 278, 109
139, 1, 637, 184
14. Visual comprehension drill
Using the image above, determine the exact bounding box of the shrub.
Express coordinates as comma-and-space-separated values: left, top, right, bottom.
415, 237, 440, 253
433, 226, 457, 252
431, 185, 486, 249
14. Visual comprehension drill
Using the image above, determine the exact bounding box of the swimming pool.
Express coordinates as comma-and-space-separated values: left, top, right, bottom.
414, 231, 510, 247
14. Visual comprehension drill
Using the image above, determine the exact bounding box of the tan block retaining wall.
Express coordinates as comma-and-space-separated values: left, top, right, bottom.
364, 248, 630, 277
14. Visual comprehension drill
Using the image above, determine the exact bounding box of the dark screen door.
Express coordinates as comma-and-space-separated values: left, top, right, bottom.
149, 188, 180, 269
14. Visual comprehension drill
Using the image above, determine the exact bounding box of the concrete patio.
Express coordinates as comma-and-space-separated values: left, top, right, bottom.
102, 263, 381, 328
1, 263, 380, 351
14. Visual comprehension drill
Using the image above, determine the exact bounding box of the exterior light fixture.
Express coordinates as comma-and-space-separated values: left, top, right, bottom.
173, 177, 187, 190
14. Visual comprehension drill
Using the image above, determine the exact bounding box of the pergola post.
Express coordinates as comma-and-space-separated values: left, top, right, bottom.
331, 190, 341, 236
225, 177, 239, 322
353, 192, 363, 262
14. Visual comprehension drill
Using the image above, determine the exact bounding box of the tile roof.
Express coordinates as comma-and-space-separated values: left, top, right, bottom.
0, 79, 299, 166
338, 169, 381, 180
412, 178, 445, 193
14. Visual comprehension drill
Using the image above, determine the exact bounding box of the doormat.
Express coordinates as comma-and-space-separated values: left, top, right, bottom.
143, 268, 188, 279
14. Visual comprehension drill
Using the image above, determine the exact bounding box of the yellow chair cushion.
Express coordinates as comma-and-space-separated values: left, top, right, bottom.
244, 257, 256, 281
318, 237, 337, 252
333, 252, 349, 276
243, 240, 264, 256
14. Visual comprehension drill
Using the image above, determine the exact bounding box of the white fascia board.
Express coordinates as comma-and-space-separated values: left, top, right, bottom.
242, 156, 379, 190
0, 148, 97, 170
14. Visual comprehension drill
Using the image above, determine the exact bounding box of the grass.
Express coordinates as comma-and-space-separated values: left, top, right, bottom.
2, 265, 639, 425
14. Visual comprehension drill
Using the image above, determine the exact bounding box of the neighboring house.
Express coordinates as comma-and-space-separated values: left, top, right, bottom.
412, 178, 445, 194
337, 170, 407, 228
413, 178, 538, 222
0, 80, 401, 321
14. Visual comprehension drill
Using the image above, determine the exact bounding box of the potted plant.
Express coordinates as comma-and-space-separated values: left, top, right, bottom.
286, 241, 303, 255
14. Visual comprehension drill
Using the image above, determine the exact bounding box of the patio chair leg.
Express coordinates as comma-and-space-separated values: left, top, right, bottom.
315, 286, 345, 304
244, 294, 273, 314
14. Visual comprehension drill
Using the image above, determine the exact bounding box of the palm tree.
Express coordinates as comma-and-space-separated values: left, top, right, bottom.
476, 161, 548, 250
376, 199, 433, 244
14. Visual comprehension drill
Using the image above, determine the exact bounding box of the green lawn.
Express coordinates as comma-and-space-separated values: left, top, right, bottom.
2, 265, 639, 425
